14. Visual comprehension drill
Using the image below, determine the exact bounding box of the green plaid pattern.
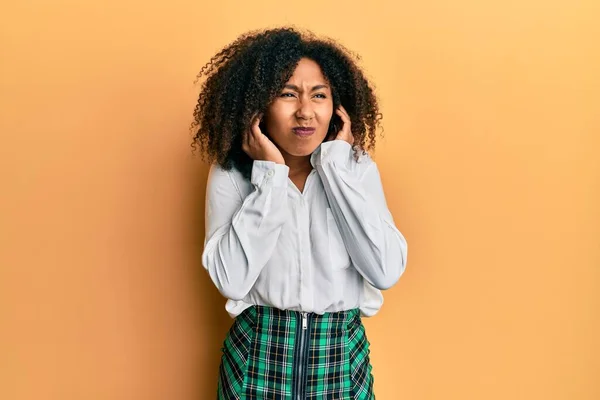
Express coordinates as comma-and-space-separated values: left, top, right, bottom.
217, 305, 375, 399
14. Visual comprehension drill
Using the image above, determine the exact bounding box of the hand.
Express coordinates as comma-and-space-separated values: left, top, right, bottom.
242, 113, 285, 164
332, 105, 354, 146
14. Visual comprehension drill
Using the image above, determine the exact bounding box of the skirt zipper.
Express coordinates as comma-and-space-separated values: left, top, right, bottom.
294, 312, 310, 400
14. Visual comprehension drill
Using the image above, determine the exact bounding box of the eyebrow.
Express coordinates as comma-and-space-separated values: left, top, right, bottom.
283, 84, 330, 92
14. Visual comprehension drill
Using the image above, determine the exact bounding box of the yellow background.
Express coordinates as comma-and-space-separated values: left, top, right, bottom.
1, 0, 598, 399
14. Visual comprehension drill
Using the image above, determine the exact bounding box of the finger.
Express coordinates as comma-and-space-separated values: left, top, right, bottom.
336, 108, 351, 126
243, 114, 257, 151
247, 128, 256, 150
250, 112, 263, 140
337, 105, 350, 120
245, 113, 255, 142
242, 128, 250, 154
338, 109, 352, 141
335, 119, 353, 144
336, 111, 351, 134
243, 131, 251, 155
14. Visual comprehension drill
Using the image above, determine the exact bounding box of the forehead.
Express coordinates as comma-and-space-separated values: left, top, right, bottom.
287, 58, 327, 84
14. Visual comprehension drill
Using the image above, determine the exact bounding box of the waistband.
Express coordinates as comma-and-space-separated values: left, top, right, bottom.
237, 305, 361, 330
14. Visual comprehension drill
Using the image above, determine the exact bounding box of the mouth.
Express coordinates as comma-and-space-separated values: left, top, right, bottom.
292, 127, 316, 137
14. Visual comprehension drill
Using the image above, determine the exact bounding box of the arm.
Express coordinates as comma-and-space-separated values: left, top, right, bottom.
201, 161, 290, 300
311, 140, 408, 290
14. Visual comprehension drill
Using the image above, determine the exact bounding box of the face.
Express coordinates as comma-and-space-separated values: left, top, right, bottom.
263, 58, 334, 159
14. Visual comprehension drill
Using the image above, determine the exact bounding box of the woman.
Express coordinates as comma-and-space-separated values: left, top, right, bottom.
191, 26, 408, 399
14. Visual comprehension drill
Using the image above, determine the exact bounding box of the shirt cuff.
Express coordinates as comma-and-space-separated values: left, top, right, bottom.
251, 160, 290, 188
310, 140, 353, 168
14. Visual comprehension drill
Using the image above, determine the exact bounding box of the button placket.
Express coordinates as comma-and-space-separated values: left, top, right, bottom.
299, 198, 312, 310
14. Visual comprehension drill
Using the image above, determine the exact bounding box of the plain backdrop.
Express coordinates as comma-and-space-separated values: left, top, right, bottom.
1, 0, 598, 399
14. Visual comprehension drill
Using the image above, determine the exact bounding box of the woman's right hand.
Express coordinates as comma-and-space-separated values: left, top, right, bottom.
242, 113, 285, 165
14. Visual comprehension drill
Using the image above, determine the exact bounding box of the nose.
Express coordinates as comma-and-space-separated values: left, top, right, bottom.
295, 97, 315, 120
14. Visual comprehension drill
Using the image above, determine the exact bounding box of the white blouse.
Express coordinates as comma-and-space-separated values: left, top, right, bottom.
202, 140, 408, 318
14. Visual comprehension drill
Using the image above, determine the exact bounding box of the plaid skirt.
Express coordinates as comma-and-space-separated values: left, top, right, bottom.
217, 305, 375, 399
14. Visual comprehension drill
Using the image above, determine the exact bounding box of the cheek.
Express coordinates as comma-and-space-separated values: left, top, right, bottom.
265, 104, 289, 130
319, 101, 334, 120
320, 109, 334, 130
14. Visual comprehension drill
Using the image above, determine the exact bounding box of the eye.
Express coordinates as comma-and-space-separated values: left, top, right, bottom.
280, 92, 296, 98
314, 93, 327, 99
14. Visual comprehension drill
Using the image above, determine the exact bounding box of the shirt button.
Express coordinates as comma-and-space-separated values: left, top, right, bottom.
267, 170, 274, 177
322, 150, 328, 157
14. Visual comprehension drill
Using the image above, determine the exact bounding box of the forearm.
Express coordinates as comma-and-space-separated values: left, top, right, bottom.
314, 141, 408, 289
202, 161, 290, 299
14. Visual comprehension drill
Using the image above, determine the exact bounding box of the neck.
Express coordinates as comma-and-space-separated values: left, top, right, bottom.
282, 153, 313, 176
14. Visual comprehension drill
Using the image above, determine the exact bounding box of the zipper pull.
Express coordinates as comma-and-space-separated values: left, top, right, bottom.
302, 312, 308, 330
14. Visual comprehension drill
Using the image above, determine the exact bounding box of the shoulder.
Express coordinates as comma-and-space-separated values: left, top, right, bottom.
311, 140, 380, 183
207, 163, 248, 200
354, 145, 373, 165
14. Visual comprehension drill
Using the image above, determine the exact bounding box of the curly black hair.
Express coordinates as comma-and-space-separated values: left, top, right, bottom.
190, 26, 384, 180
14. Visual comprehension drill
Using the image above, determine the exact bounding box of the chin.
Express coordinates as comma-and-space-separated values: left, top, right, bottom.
284, 148, 316, 157
284, 139, 324, 157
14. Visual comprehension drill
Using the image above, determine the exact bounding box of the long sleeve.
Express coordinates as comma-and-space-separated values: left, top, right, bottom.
202, 161, 290, 300
311, 140, 408, 290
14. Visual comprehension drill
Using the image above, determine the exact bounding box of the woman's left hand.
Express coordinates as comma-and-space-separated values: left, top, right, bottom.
334, 105, 354, 146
